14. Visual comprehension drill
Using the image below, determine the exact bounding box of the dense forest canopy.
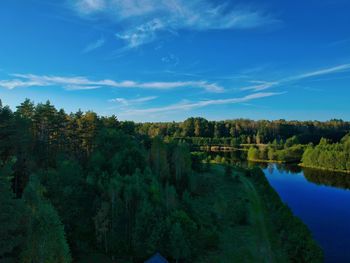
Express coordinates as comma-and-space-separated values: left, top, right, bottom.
0, 99, 324, 262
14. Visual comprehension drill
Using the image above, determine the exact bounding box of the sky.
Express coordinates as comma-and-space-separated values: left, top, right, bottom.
0, 0, 350, 122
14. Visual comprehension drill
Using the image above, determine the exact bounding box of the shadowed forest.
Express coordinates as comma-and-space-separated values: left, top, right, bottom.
2, 100, 344, 262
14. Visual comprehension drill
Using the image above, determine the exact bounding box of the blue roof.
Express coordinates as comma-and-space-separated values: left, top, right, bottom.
144, 253, 169, 263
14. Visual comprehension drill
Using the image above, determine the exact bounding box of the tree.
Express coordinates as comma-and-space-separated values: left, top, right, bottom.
0, 159, 25, 262
181, 118, 195, 137
0, 104, 15, 163
150, 137, 170, 184
285, 136, 299, 148
21, 177, 72, 263
247, 147, 259, 161
172, 143, 192, 192
169, 223, 190, 263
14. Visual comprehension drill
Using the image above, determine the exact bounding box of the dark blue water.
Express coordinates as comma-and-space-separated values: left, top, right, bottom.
260, 164, 350, 263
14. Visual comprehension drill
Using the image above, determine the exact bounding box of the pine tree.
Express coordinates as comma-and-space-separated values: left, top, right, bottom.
169, 223, 190, 263
21, 177, 72, 263
0, 159, 25, 262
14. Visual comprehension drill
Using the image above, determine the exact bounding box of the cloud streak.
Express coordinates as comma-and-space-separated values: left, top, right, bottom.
0, 73, 224, 92
82, 37, 105, 53
123, 92, 283, 115
109, 96, 157, 106
242, 63, 350, 92
71, 0, 278, 49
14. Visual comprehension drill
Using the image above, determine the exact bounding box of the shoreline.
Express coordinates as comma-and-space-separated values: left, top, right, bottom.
247, 158, 295, 164
298, 164, 350, 174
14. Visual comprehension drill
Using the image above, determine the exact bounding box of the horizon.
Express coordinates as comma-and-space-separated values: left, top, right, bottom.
1, 0, 350, 121
3, 98, 350, 123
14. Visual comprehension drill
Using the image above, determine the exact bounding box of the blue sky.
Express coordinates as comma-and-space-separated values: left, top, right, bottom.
0, 0, 350, 121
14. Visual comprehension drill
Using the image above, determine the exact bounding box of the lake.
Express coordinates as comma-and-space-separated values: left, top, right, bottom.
258, 163, 350, 263
208, 150, 350, 262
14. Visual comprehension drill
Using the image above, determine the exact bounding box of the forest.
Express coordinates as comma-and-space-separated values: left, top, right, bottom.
0, 100, 324, 262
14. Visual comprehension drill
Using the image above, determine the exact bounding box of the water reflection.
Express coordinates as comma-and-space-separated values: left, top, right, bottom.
250, 162, 350, 190
260, 164, 350, 263
303, 168, 350, 190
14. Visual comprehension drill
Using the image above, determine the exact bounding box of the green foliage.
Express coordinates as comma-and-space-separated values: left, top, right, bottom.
247, 147, 259, 161
0, 159, 25, 262
248, 141, 304, 163
302, 134, 350, 172
0, 100, 328, 263
21, 177, 72, 263
150, 137, 169, 183
169, 223, 191, 262
136, 118, 350, 145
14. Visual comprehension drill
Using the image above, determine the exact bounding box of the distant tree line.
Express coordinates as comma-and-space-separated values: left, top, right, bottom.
136, 117, 350, 145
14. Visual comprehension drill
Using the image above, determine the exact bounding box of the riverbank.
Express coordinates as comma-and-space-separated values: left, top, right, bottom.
248, 167, 323, 262
196, 165, 288, 262
201, 164, 323, 262
299, 164, 350, 174
247, 158, 286, 164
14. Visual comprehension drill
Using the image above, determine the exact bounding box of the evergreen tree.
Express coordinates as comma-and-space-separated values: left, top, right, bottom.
0, 159, 25, 262
21, 177, 72, 263
169, 223, 190, 263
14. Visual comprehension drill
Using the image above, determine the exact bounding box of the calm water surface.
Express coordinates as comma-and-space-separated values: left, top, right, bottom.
259, 163, 350, 263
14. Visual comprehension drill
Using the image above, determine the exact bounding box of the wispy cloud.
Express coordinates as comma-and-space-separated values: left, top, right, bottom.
82, 37, 105, 53
109, 96, 157, 106
161, 53, 180, 67
291, 64, 350, 80
123, 92, 283, 115
241, 81, 278, 91
242, 63, 350, 92
74, 0, 106, 15
0, 73, 224, 92
70, 0, 278, 49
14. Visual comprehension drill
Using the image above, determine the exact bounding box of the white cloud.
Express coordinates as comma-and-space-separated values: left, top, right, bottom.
291, 64, 350, 80
116, 19, 164, 48
82, 37, 105, 53
74, 0, 106, 14
242, 63, 350, 92
109, 96, 157, 105
70, 0, 277, 49
0, 73, 224, 92
124, 92, 283, 115
241, 81, 278, 91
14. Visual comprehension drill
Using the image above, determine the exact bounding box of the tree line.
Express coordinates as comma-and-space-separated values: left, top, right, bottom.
136, 117, 350, 145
